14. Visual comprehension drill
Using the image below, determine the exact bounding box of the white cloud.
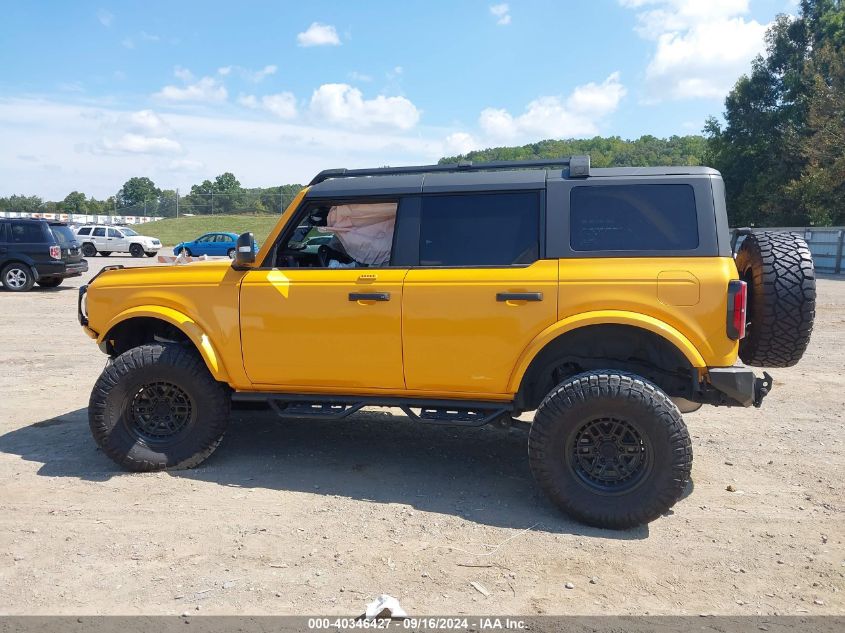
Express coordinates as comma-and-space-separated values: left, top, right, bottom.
0, 98, 447, 199
619, 0, 769, 100
243, 64, 277, 82
309, 83, 420, 130
444, 132, 479, 156
124, 110, 170, 136
297, 22, 341, 47
154, 71, 228, 102
240, 92, 298, 119
349, 71, 373, 83
478, 72, 626, 142
96, 9, 113, 27
174, 66, 194, 82
220, 64, 278, 82
100, 134, 182, 155
490, 3, 512, 25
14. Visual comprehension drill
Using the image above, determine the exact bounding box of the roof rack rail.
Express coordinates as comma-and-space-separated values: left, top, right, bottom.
308, 155, 590, 185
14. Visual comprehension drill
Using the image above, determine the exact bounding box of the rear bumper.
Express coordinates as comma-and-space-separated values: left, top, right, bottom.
705, 367, 773, 408
36, 259, 88, 279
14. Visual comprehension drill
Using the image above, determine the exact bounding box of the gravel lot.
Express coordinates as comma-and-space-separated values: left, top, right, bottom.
0, 254, 842, 616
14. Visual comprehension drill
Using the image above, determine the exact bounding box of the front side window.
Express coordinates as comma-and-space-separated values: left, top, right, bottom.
197, 234, 213, 243
570, 184, 699, 252
108, 228, 122, 238
273, 201, 397, 269
419, 192, 539, 266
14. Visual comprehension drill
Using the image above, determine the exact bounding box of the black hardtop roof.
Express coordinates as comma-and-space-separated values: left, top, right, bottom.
306, 156, 720, 198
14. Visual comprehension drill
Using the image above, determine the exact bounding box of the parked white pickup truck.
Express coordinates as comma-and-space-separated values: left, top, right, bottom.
75, 225, 161, 257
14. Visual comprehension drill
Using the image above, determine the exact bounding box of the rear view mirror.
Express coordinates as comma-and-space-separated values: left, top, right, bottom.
233, 232, 256, 268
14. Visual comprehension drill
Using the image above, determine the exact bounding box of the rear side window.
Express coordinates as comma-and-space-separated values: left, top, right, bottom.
419, 192, 539, 266
50, 225, 76, 245
570, 184, 699, 252
93, 227, 106, 237
9, 221, 47, 243
77, 227, 92, 236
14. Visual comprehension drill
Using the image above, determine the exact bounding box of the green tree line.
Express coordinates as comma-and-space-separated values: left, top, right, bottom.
0, 173, 304, 219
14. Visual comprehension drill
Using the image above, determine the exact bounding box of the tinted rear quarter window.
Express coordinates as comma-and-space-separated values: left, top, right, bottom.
10, 222, 47, 243
50, 225, 76, 245
570, 184, 698, 252
419, 192, 539, 266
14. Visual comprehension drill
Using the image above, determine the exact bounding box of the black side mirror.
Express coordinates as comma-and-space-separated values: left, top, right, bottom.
233, 232, 256, 268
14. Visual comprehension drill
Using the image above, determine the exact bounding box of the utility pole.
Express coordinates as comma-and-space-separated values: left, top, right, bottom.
210, 190, 214, 215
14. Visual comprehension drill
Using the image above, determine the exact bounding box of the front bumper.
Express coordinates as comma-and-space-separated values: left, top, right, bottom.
706, 367, 773, 408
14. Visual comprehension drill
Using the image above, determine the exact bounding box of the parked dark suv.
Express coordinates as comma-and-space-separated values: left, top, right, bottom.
0, 218, 88, 291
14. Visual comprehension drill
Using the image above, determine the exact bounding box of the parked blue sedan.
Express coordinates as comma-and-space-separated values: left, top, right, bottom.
173, 232, 244, 258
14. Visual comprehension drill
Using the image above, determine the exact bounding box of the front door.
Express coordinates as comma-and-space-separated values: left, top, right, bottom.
239, 198, 406, 389
107, 227, 128, 252
401, 191, 558, 395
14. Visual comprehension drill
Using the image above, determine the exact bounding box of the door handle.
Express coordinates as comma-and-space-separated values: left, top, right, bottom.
496, 292, 543, 302
349, 292, 390, 302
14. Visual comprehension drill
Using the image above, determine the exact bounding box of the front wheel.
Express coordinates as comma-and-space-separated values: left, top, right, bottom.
129, 244, 144, 258
528, 371, 692, 529
88, 343, 231, 471
1, 263, 35, 291
145, 251, 157, 258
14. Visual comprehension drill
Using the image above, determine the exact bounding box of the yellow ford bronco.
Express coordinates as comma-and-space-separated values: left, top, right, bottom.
79, 157, 816, 528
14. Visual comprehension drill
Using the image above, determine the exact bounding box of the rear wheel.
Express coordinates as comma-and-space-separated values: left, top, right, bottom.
227, 248, 236, 259
36, 277, 63, 288
81, 243, 97, 257
88, 343, 231, 471
129, 244, 144, 258
1, 263, 35, 292
736, 231, 816, 367
528, 371, 692, 529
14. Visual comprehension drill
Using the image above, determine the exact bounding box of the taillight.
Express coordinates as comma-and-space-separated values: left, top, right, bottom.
727, 280, 747, 340
49, 245, 61, 259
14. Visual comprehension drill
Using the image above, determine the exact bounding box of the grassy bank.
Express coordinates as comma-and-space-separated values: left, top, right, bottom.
142, 215, 281, 246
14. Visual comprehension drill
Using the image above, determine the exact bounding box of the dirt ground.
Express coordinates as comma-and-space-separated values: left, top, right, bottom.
0, 253, 842, 616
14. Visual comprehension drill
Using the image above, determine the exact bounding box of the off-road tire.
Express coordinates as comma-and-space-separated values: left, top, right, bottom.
36, 277, 63, 288
736, 231, 816, 367
528, 372, 692, 529
88, 343, 230, 472
81, 243, 97, 257
129, 244, 144, 258
1, 263, 36, 292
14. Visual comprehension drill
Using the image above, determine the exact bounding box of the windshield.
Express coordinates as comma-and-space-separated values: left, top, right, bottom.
50, 225, 77, 245
122, 228, 138, 236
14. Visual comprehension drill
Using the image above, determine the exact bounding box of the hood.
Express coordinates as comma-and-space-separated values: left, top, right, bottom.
91, 260, 236, 289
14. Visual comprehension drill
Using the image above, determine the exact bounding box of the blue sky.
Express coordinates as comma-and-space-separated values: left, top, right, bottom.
1, 0, 796, 199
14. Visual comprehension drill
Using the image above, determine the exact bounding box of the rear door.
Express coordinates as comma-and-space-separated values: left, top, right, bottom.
402, 190, 558, 395
91, 226, 107, 250
8, 221, 49, 262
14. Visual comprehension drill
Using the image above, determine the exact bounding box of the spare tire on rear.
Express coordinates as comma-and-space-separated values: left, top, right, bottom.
735, 231, 815, 367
